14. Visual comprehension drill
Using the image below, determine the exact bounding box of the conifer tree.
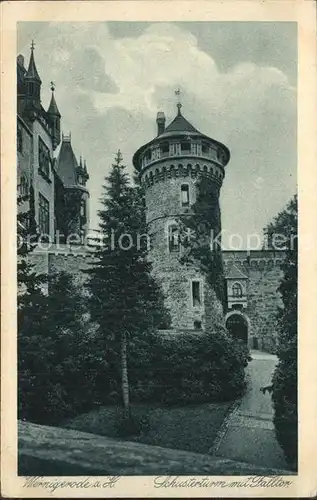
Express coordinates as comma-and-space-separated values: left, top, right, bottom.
18, 188, 93, 423
17, 185, 49, 420
87, 151, 170, 417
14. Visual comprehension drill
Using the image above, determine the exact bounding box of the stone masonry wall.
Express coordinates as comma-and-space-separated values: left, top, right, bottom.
143, 162, 223, 331
223, 251, 285, 351
29, 247, 285, 351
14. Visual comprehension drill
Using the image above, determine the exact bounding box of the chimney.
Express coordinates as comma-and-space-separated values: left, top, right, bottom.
17, 54, 25, 68
156, 111, 166, 136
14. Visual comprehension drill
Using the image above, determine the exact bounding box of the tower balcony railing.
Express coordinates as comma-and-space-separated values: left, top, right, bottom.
141, 149, 223, 169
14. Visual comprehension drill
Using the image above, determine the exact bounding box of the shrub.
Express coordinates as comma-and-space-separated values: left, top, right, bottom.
271, 338, 297, 469
18, 272, 111, 424
128, 329, 250, 405
114, 407, 150, 437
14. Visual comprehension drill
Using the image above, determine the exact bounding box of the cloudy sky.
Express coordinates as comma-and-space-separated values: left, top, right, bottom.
18, 21, 297, 248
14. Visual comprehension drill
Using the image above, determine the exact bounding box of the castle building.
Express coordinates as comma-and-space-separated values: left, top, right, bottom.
17, 42, 90, 243
133, 99, 286, 351
17, 44, 286, 352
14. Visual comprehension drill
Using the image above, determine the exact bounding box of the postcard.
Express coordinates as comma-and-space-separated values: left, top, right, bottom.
1, 0, 317, 497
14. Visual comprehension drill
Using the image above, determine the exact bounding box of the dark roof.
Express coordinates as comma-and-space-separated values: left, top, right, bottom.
47, 92, 61, 117
163, 112, 200, 135
132, 108, 231, 170
225, 263, 248, 280
55, 138, 78, 186
25, 48, 42, 84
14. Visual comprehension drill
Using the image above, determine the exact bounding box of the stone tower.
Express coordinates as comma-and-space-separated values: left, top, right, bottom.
133, 100, 230, 331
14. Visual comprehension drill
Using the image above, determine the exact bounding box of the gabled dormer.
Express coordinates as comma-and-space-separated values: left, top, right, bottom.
225, 263, 249, 310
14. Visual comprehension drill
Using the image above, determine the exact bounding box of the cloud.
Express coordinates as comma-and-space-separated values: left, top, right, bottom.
18, 21, 297, 243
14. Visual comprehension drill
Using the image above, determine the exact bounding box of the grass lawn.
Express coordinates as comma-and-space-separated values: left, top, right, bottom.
63, 401, 232, 455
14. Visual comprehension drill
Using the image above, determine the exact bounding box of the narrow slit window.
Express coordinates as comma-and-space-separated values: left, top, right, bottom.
181, 184, 190, 207
168, 224, 179, 253
192, 281, 201, 307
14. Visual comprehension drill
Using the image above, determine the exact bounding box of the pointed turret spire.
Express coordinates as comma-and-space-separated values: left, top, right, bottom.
25, 40, 42, 84
83, 159, 87, 173
24, 40, 42, 109
47, 82, 61, 117
47, 82, 61, 149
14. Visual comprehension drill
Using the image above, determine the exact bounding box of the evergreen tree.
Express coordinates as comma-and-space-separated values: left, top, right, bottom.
19, 270, 97, 423
269, 195, 298, 469
87, 151, 170, 417
17, 185, 49, 420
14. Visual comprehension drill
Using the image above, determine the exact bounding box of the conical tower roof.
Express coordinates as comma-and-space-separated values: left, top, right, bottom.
47, 90, 61, 117
55, 135, 79, 186
133, 104, 230, 170
25, 42, 42, 84
163, 110, 200, 135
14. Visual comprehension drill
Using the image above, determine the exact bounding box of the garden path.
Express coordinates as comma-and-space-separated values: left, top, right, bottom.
212, 350, 289, 470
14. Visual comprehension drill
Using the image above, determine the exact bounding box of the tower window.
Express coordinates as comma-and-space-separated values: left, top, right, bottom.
202, 141, 209, 154
161, 142, 169, 154
38, 193, 50, 236
232, 282, 243, 298
168, 224, 179, 253
80, 199, 86, 217
181, 184, 190, 207
192, 281, 201, 307
28, 82, 34, 95
38, 138, 50, 179
80, 199, 87, 228
17, 124, 23, 153
181, 141, 191, 153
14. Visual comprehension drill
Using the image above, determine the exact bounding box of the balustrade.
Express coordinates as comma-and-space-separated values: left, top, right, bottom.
141, 144, 224, 168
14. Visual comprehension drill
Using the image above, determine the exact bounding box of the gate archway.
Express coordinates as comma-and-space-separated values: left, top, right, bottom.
225, 312, 249, 344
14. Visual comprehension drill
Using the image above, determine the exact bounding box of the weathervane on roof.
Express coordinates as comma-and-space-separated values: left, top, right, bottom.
31, 40, 35, 51
175, 88, 182, 115
50, 81, 55, 92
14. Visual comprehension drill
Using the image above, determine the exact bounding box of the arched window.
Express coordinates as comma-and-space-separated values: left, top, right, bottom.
232, 282, 243, 298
